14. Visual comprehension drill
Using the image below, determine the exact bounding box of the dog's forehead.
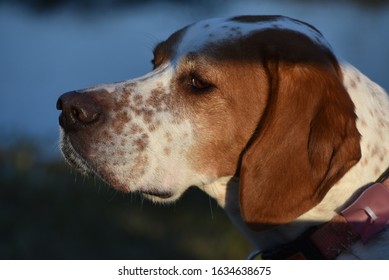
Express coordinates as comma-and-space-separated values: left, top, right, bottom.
175, 16, 331, 56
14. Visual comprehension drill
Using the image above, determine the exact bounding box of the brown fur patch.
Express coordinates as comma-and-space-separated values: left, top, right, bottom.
153, 26, 188, 68
133, 133, 149, 152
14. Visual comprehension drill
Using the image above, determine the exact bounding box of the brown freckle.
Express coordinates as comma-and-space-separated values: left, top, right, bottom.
141, 133, 148, 139
122, 87, 132, 96
121, 139, 126, 146
349, 80, 356, 89
134, 109, 142, 116
374, 166, 381, 176
360, 158, 368, 167
129, 155, 148, 178
356, 74, 361, 82
117, 111, 131, 122
147, 88, 167, 110
133, 138, 147, 151
113, 123, 124, 135
183, 132, 189, 138
114, 93, 130, 111
371, 146, 380, 157
142, 110, 154, 123
130, 124, 143, 134
133, 133, 149, 152
133, 95, 143, 106
112, 111, 131, 135
101, 129, 113, 141
165, 132, 173, 143
109, 176, 125, 192
148, 120, 162, 132
164, 147, 171, 156
360, 119, 367, 128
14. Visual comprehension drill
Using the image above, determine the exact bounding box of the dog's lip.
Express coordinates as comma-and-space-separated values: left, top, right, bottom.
140, 190, 174, 199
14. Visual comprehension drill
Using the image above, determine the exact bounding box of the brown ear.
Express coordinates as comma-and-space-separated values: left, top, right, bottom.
239, 53, 361, 229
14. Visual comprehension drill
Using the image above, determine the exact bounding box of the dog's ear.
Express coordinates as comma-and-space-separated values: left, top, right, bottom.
239, 47, 361, 230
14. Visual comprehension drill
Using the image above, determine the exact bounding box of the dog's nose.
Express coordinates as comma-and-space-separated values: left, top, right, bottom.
57, 90, 103, 132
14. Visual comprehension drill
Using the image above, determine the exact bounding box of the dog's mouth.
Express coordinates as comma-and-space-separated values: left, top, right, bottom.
59, 133, 93, 175
60, 133, 178, 200
60, 129, 185, 204
140, 190, 174, 200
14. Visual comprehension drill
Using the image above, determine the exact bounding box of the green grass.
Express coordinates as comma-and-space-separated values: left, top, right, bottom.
0, 141, 252, 259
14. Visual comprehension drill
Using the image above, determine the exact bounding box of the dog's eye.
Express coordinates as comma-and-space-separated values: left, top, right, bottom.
190, 76, 212, 92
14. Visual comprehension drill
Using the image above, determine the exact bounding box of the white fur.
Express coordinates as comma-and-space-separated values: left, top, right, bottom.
176, 16, 332, 58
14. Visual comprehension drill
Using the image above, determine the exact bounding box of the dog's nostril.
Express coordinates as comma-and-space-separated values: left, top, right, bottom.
71, 106, 100, 124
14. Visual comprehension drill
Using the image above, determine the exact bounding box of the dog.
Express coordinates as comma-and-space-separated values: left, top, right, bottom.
57, 15, 389, 259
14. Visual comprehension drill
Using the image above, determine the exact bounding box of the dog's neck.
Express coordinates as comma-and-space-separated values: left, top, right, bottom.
200, 62, 389, 257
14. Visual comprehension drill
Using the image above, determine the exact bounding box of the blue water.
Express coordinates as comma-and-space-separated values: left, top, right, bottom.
1, 1, 388, 148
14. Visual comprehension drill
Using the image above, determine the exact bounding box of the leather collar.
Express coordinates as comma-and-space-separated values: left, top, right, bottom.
251, 167, 389, 260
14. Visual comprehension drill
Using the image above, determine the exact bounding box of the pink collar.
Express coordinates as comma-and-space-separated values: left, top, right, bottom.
310, 179, 389, 259
257, 168, 389, 260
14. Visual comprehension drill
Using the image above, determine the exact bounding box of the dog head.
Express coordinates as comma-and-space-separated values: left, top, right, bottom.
57, 16, 360, 226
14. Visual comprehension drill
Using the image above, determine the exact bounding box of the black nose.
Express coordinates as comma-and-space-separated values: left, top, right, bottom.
57, 90, 102, 132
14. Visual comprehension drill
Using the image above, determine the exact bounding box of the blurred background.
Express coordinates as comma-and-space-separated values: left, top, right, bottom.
1, 0, 388, 259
